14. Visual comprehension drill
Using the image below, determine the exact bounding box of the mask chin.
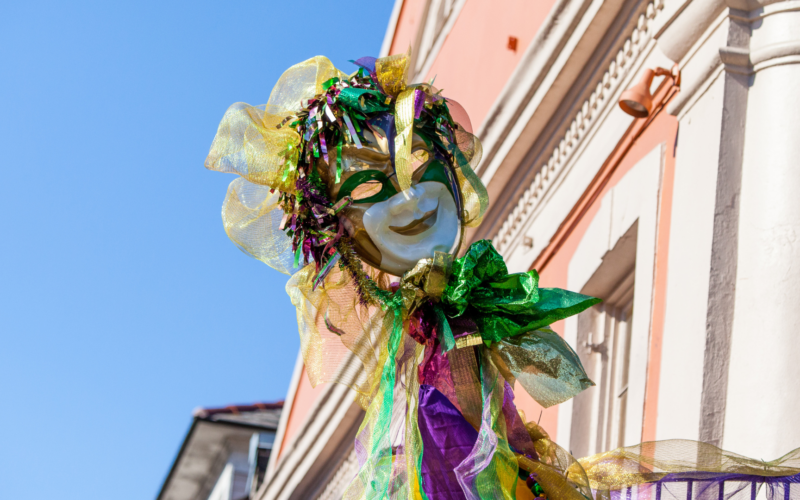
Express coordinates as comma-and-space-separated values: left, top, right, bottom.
361, 182, 460, 276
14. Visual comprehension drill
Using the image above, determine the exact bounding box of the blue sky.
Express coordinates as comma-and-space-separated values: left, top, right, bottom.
0, 1, 395, 498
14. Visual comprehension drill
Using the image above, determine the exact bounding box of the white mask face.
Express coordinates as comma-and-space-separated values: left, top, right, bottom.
362, 181, 459, 276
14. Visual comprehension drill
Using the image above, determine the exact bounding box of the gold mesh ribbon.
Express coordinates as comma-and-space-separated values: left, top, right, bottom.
375, 47, 410, 97
221, 177, 295, 275
453, 347, 520, 499
519, 454, 595, 500
205, 103, 300, 193
268, 55, 345, 112
449, 346, 483, 429
451, 124, 489, 228
206, 56, 346, 193
489, 327, 596, 408
375, 48, 415, 192
579, 440, 800, 491
286, 263, 392, 403
426, 251, 453, 297
516, 422, 595, 500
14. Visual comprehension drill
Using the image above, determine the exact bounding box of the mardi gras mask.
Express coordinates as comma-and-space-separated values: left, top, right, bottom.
321, 118, 462, 275
205, 53, 488, 298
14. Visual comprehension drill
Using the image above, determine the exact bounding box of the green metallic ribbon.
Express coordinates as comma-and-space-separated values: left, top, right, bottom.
434, 305, 456, 352
388, 240, 598, 349
441, 240, 601, 346
338, 87, 390, 114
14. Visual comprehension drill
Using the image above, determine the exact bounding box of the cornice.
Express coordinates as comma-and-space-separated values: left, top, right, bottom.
669, 0, 800, 115
728, 0, 800, 19
725, 0, 794, 9
491, 0, 665, 255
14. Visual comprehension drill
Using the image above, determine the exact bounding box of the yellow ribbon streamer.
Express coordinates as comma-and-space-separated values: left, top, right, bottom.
393, 88, 416, 192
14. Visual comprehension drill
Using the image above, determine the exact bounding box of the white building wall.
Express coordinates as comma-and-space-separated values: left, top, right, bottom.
653, 0, 800, 456
656, 76, 724, 441
558, 145, 663, 453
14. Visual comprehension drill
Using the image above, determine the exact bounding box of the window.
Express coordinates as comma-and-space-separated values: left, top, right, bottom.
246, 432, 275, 497
570, 223, 637, 458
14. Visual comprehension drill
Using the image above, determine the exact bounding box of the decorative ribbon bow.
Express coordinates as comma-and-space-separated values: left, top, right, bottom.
390, 239, 599, 408
392, 239, 600, 349
441, 239, 601, 346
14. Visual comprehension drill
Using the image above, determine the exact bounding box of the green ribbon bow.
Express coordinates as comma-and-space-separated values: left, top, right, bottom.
441, 240, 601, 346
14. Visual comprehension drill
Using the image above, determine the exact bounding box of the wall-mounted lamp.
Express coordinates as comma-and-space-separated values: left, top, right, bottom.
618, 64, 680, 118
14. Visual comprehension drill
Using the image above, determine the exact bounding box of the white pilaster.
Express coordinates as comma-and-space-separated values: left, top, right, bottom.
724, 1, 800, 459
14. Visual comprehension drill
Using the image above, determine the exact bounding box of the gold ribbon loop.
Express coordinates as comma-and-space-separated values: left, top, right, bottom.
393, 88, 416, 192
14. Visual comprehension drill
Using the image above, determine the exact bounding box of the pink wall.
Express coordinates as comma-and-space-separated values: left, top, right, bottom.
276, 365, 326, 460
392, 0, 557, 131
390, 0, 427, 55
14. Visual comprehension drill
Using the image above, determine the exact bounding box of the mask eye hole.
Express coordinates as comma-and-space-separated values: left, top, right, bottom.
350, 180, 383, 201
337, 169, 398, 203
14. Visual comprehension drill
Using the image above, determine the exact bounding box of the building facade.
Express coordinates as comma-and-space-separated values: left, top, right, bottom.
258, 0, 800, 498
158, 403, 282, 500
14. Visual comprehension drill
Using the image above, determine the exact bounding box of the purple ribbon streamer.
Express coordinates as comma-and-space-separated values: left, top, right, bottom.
418, 384, 477, 499
414, 88, 425, 119
342, 112, 362, 148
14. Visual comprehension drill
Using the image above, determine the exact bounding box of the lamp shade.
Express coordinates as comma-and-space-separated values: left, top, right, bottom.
619, 69, 655, 118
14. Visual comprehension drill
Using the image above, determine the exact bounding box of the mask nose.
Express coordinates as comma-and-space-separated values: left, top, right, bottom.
389, 185, 424, 217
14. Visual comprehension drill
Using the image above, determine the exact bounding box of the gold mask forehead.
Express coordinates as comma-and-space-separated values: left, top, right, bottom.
322, 125, 434, 200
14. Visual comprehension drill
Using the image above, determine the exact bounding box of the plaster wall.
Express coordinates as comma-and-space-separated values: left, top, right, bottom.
397, 0, 557, 131
655, 76, 724, 441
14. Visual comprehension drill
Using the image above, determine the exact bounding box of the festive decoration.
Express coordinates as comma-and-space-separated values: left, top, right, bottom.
205, 52, 800, 500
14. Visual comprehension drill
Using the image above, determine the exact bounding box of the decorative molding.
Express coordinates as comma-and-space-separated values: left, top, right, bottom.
492, 0, 664, 254
257, 351, 364, 500
728, 0, 800, 21
657, 0, 726, 63
721, 40, 800, 72
315, 447, 358, 500
664, 7, 728, 117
